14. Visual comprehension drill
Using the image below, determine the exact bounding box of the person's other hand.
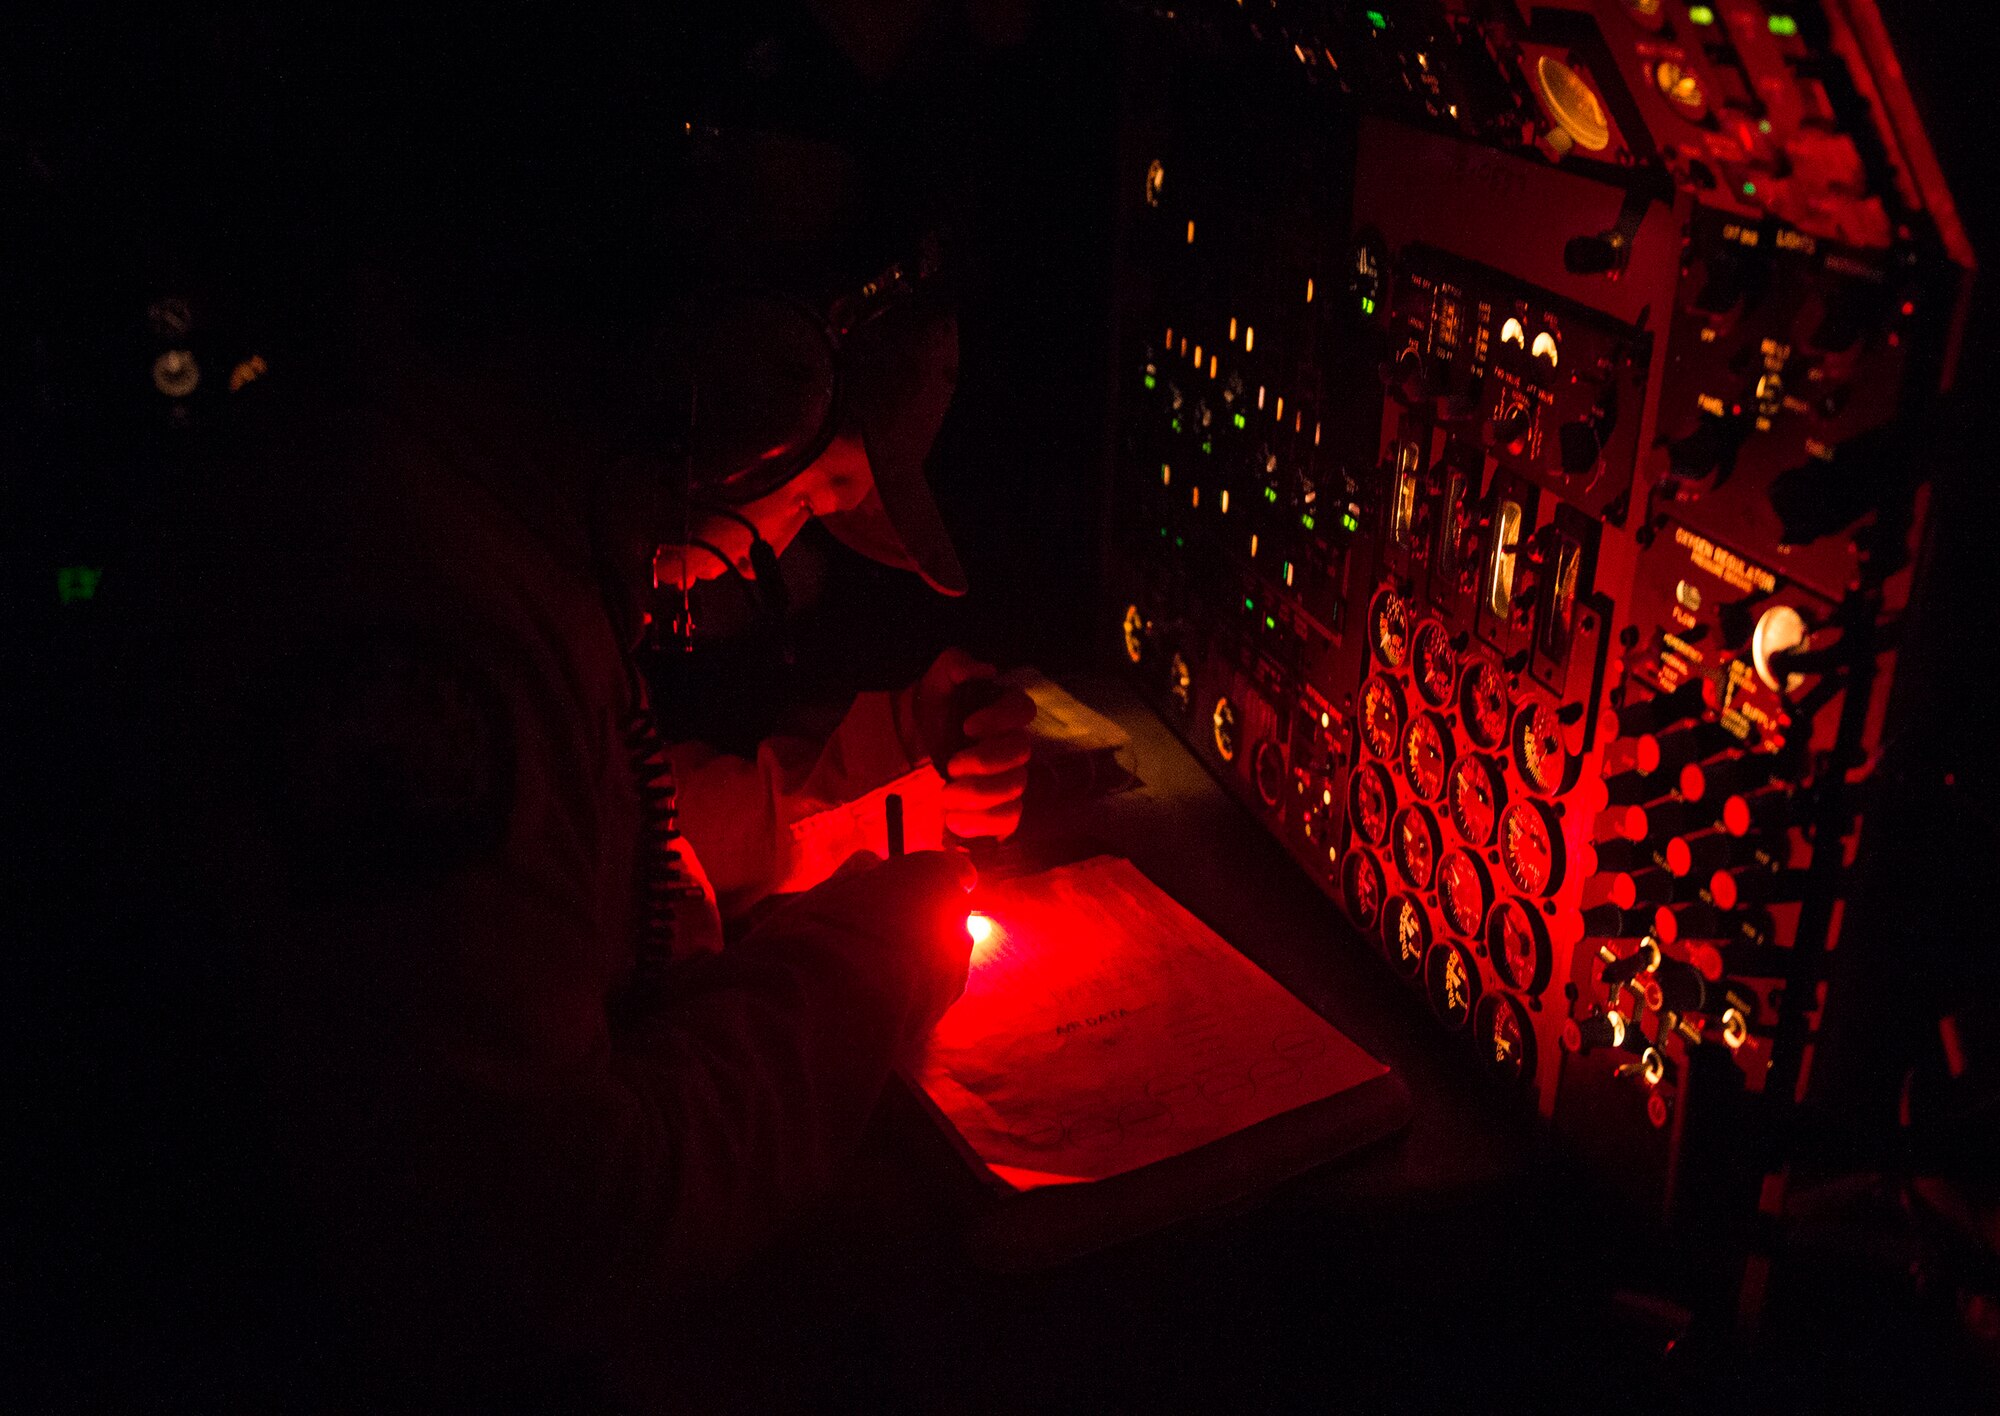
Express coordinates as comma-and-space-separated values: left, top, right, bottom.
909, 650, 1037, 841
805, 849, 978, 1042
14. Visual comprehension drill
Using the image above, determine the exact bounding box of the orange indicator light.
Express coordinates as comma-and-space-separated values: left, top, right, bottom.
1186, 219, 1196, 244
967, 912, 994, 946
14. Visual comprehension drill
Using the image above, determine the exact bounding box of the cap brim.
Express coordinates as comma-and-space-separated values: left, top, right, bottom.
819, 302, 968, 597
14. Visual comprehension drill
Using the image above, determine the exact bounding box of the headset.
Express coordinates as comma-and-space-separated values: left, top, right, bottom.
657, 235, 948, 643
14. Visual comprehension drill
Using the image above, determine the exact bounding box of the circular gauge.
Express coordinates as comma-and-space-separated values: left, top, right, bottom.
1391, 803, 1443, 892
1401, 710, 1454, 803
1425, 939, 1481, 1031
1347, 762, 1396, 846
1751, 604, 1809, 693
1459, 659, 1510, 750
1486, 897, 1553, 993
1368, 588, 1411, 669
1512, 699, 1572, 795
1535, 55, 1611, 153
1448, 754, 1506, 847
1499, 798, 1565, 897
1168, 652, 1192, 710
1437, 847, 1494, 938
1340, 850, 1386, 931
1412, 620, 1457, 708
1122, 604, 1147, 664
1381, 895, 1431, 979
1212, 697, 1238, 762
1359, 675, 1405, 761
1476, 993, 1538, 1085
1252, 740, 1285, 806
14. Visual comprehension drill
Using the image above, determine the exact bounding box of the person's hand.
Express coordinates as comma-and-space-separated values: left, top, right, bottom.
805, 849, 978, 1042
908, 649, 1037, 841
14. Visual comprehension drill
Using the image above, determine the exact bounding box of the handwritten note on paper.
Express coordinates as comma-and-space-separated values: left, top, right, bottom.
911, 855, 1388, 1191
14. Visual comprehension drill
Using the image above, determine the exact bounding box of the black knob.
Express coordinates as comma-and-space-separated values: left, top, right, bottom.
1492, 404, 1534, 451
1606, 769, 1671, 807
1666, 405, 1754, 489
1646, 723, 1736, 778
1661, 902, 1778, 950
1680, 749, 1787, 803
1710, 863, 1807, 911
1599, 938, 1660, 987
1564, 231, 1629, 276
1721, 789, 1799, 838
1588, 837, 1656, 874
1558, 419, 1603, 479
1581, 903, 1646, 938
1645, 797, 1726, 839
1651, 954, 1715, 1014
1665, 830, 1761, 879
1614, 679, 1710, 737
1565, 1008, 1632, 1053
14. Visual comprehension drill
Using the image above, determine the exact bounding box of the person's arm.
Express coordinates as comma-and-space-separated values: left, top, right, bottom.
246, 633, 973, 1363
671, 649, 1036, 918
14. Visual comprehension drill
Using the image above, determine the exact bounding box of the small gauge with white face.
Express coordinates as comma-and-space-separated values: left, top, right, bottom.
1348, 762, 1397, 847
1412, 620, 1457, 708
1360, 675, 1406, 761
1369, 588, 1412, 669
1460, 659, 1510, 750
1341, 850, 1387, 931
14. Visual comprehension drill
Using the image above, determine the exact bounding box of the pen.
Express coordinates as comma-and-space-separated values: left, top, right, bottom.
886, 792, 905, 859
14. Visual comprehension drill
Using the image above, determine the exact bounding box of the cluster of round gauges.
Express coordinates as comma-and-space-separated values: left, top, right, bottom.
1337, 586, 1580, 1088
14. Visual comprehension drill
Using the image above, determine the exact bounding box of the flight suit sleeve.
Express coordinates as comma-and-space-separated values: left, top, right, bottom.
247, 634, 960, 1363
667, 688, 950, 919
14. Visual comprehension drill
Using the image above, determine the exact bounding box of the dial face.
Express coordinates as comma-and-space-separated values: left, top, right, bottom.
1499, 798, 1564, 897
1448, 754, 1506, 847
1476, 993, 1538, 1085
1169, 652, 1191, 709
1412, 620, 1458, 708
1369, 589, 1411, 669
1392, 803, 1443, 892
1122, 604, 1146, 664
1359, 675, 1405, 760
1212, 697, 1238, 762
1512, 700, 1570, 795
1401, 711, 1454, 802
1437, 847, 1493, 938
1460, 659, 1510, 750
1425, 940, 1480, 1031
1382, 895, 1430, 978
1486, 897, 1552, 993
1347, 762, 1396, 846
1252, 740, 1285, 806
1340, 851, 1386, 930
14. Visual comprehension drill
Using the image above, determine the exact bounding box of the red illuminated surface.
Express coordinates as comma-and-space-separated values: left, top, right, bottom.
1402, 711, 1453, 801
1349, 762, 1396, 845
1360, 675, 1405, 759
1448, 754, 1504, 846
1459, 659, 1510, 749
1370, 589, 1411, 668
1513, 701, 1569, 795
1393, 804, 1442, 891
1500, 799, 1563, 896
1412, 619, 1457, 707
1438, 848, 1492, 937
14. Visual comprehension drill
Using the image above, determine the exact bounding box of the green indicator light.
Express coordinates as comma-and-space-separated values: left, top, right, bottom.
1264, 487, 1278, 503
1767, 14, 1797, 35
1687, 4, 1714, 24
1143, 374, 1157, 390
1741, 180, 1757, 197
1757, 119, 1772, 134
58, 566, 104, 604
1301, 513, 1316, 531
1365, 9, 1386, 29
1233, 412, 1247, 429
1244, 597, 1256, 611
1200, 440, 1214, 455
1360, 295, 1377, 314
1159, 526, 1169, 537
1170, 416, 1183, 433
1174, 536, 1185, 548
1341, 512, 1361, 532
1265, 616, 1278, 630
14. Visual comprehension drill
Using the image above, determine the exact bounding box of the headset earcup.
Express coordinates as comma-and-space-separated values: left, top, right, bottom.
667, 290, 838, 505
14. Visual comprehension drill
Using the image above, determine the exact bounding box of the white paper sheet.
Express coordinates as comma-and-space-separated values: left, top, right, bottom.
912, 855, 1388, 1190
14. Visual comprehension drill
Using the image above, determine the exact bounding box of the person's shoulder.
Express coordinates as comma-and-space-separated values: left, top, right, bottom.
266, 627, 517, 898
